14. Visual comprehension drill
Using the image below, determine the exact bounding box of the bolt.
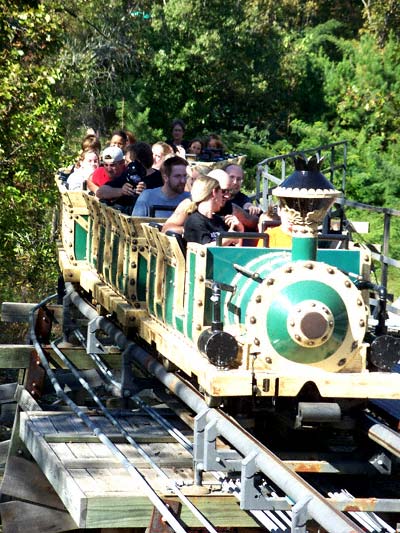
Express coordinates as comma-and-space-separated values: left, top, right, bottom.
265, 357, 272, 364
267, 278, 274, 285
338, 358, 346, 366
327, 267, 334, 274
254, 338, 260, 346
345, 280, 351, 287
249, 316, 256, 324
359, 319, 365, 327
255, 295, 262, 303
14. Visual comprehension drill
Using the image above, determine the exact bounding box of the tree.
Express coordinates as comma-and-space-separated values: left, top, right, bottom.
0, 0, 68, 300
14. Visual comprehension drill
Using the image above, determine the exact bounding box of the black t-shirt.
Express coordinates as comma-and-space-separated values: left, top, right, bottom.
105, 171, 135, 208
183, 211, 228, 245
219, 200, 233, 216
105, 169, 163, 210
143, 169, 163, 189
231, 191, 250, 208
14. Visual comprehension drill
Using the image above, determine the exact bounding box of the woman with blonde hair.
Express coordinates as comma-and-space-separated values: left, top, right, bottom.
67, 150, 99, 190
183, 176, 243, 246
152, 141, 174, 170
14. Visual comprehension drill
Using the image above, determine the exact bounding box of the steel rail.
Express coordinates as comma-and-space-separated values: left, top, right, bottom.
64, 282, 364, 533
72, 328, 194, 453
29, 295, 189, 533
362, 412, 400, 458
49, 337, 218, 533
72, 327, 299, 531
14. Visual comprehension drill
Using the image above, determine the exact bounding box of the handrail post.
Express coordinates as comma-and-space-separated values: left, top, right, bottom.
382, 211, 391, 289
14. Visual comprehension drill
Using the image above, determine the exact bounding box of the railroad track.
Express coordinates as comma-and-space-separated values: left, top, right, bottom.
1, 286, 399, 532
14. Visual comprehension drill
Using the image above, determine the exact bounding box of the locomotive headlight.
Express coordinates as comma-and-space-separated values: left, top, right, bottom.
198, 329, 238, 369
287, 300, 334, 348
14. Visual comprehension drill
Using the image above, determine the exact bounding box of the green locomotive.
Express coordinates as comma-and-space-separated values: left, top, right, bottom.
56, 156, 400, 417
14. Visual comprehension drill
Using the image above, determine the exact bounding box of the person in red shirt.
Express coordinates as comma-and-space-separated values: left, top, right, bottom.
87, 146, 126, 194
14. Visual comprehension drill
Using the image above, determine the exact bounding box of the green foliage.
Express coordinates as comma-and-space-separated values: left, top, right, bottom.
115, 102, 164, 143
361, 0, 400, 46
2, 0, 400, 305
0, 1, 66, 302
323, 34, 400, 141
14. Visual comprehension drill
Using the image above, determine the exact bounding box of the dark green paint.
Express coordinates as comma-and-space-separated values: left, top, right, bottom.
74, 216, 88, 260
266, 280, 348, 363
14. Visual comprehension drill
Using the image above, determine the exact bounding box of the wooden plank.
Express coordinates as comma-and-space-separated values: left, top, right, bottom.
0, 344, 121, 370
20, 414, 88, 527
0, 501, 77, 533
0, 345, 32, 368
1, 456, 66, 509
19, 410, 260, 529
0, 439, 10, 464
1, 302, 63, 323
60, 456, 193, 469
15, 385, 42, 411
44, 433, 186, 444
47, 346, 121, 370
0, 382, 17, 403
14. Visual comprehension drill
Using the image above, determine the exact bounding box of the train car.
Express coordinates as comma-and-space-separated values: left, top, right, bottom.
56, 154, 400, 428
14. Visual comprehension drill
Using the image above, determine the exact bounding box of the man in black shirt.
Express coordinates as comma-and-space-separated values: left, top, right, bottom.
224, 164, 262, 216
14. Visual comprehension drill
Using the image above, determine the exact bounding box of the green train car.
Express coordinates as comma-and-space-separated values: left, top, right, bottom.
56, 161, 400, 419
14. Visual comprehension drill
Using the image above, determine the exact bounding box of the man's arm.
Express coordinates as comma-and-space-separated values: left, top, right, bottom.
96, 182, 135, 201
86, 177, 99, 194
231, 203, 259, 230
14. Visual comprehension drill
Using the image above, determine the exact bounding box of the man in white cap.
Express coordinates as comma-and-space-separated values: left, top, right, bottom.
87, 146, 126, 194
208, 169, 259, 230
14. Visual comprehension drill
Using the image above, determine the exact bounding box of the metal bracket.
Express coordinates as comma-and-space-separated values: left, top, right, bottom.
86, 318, 107, 355
194, 410, 242, 476
291, 495, 312, 533
240, 451, 273, 510
194, 415, 289, 512
369, 452, 392, 474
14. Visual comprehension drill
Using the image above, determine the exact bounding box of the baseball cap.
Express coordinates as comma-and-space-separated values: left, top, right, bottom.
102, 146, 124, 164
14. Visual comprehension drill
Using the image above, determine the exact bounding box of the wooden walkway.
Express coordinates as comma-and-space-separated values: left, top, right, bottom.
2, 401, 260, 531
